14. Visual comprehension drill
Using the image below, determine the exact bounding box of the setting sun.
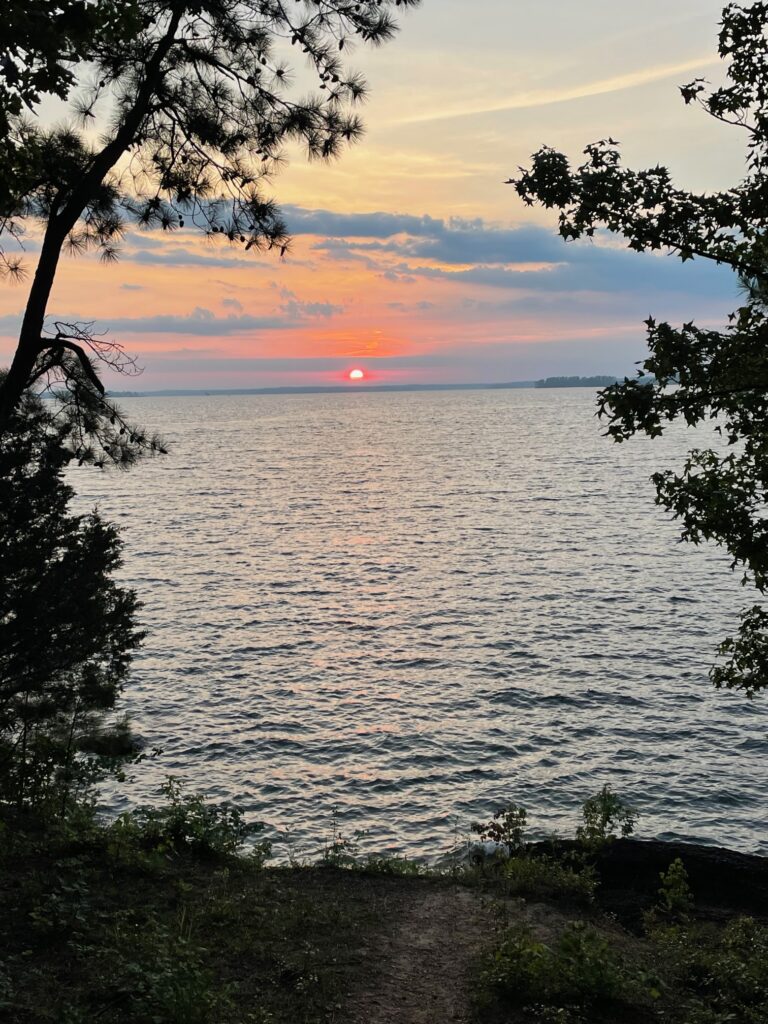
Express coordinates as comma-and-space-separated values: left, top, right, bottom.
349, 369, 365, 381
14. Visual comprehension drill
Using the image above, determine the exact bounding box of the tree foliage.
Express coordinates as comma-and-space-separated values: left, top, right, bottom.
0, 385, 144, 812
0, 0, 419, 456
0, 2, 143, 247
0, 1, 142, 122
511, 2, 768, 695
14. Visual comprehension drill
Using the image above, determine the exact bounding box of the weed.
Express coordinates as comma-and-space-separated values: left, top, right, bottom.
319, 806, 365, 867
576, 785, 638, 847
472, 802, 528, 856
361, 853, 429, 876
498, 854, 597, 903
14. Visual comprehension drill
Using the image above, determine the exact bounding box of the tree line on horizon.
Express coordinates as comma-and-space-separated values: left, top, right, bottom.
535, 376, 619, 389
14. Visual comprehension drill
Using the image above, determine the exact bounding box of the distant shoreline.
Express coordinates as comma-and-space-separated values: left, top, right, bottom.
108, 378, 618, 398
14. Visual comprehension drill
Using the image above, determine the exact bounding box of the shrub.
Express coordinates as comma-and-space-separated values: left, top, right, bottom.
657, 858, 694, 919
576, 786, 638, 847
113, 778, 269, 860
649, 915, 768, 1021
472, 802, 528, 856
499, 855, 597, 903
85, 910, 229, 1024
481, 920, 637, 1014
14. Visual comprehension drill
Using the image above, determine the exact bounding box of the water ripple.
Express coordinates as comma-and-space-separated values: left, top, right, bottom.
71, 390, 768, 857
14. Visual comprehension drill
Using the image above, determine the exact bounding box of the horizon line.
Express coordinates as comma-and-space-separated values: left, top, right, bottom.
106, 376, 620, 398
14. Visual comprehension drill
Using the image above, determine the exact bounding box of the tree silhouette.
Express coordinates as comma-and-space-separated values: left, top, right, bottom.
0, 0, 420, 461
0, 381, 143, 812
511, 2, 768, 695
1, 1, 141, 125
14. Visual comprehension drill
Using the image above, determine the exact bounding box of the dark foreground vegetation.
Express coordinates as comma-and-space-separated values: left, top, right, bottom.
2, 786, 767, 1024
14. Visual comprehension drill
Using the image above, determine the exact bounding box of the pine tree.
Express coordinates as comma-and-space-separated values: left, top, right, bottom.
0, 384, 144, 812
0, 0, 420, 461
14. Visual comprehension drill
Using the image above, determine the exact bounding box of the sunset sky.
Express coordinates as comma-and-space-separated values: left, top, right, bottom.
0, 0, 746, 389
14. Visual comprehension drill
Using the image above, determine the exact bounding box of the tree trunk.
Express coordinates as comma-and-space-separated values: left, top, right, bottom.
0, 229, 67, 430
0, 9, 183, 433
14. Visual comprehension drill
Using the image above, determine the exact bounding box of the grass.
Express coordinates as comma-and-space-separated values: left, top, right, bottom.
463, 851, 598, 904
0, 822, 382, 1024
0, 813, 468, 1024
2, 790, 767, 1024
474, 857, 768, 1024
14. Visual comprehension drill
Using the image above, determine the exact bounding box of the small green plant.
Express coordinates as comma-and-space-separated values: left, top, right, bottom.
472, 802, 528, 855
499, 855, 597, 903
657, 858, 694, 919
362, 853, 429, 876
576, 785, 638, 846
482, 923, 550, 1004
319, 807, 364, 868
481, 920, 637, 1015
648, 915, 768, 1021
114, 778, 270, 859
554, 922, 629, 1004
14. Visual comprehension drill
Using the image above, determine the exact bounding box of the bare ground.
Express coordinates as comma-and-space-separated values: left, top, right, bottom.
344, 881, 496, 1024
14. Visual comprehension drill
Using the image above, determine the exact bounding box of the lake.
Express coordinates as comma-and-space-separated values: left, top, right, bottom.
71, 388, 768, 857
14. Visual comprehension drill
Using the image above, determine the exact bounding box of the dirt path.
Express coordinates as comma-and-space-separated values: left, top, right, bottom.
345, 883, 496, 1024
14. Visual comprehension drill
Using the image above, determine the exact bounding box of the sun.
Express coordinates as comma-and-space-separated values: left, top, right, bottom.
348, 369, 365, 381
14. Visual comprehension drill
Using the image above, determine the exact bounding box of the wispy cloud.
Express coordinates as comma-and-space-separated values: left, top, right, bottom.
0, 296, 343, 342
106, 307, 295, 336
0, 308, 298, 339
399, 56, 717, 125
307, 213, 737, 299
284, 206, 446, 240
129, 247, 256, 269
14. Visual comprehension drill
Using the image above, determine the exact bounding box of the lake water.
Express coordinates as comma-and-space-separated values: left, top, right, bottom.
71, 389, 768, 857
